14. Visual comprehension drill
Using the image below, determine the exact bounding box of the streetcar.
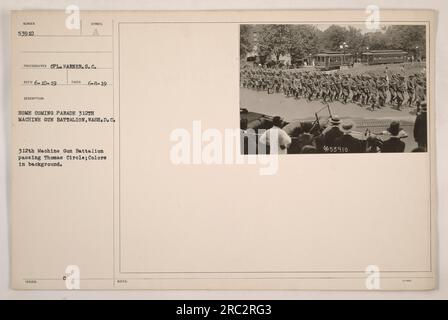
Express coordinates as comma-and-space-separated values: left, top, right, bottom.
361, 50, 407, 65
314, 51, 354, 71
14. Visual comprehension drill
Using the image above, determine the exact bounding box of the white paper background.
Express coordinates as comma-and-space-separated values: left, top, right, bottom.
0, 0, 447, 299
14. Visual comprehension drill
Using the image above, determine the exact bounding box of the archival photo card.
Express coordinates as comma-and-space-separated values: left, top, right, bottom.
240, 24, 428, 155
10, 10, 436, 291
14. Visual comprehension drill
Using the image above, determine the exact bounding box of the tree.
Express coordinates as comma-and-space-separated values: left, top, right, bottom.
384, 25, 426, 53
240, 24, 253, 59
319, 25, 347, 51
289, 25, 320, 64
364, 31, 387, 50
362, 25, 426, 54
255, 24, 320, 65
250, 24, 427, 65
257, 25, 293, 62
345, 26, 365, 54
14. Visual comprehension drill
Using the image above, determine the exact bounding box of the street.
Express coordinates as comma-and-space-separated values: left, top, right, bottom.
240, 88, 419, 152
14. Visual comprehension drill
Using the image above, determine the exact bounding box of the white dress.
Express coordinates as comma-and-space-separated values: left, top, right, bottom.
259, 126, 292, 154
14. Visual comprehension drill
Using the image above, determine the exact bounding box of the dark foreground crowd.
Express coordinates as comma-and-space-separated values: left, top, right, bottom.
240, 102, 428, 154
240, 66, 427, 111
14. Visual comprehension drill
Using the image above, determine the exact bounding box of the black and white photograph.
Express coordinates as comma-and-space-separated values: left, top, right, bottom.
240, 24, 428, 154
3, 5, 444, 299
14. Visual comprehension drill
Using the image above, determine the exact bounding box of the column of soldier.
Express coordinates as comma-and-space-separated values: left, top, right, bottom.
240, 66, 427, 110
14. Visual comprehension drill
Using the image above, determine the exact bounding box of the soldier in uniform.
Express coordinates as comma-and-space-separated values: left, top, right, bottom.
377, 75, 388, 107
255, 72, 261, 91
406, 75, 416, 107
306, 74, 315, 101
300, 74, 307, 98
351, 75, 361, 103
263, 69, 269, 91
415, 77, 426, 112
300, 73, 306, 97
361, 75, 371, 106
396, 75, 407, 110
328, 74, 336, 102
266, 73, 274, 94
335, 74, 343, 101
368, 76, 379, 110
274, 70, 282, 93
281, 72, 289, 96
341, 74, 351, 104
249, 70, 255, 90
274, 73, 281, 93
313, 74, 321, 100
321, 75, 330, 103
293, 73, 301, 99
389, 74, 398, 105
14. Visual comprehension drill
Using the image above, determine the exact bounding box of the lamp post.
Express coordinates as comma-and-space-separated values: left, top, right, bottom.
365, 46, 369, 63
339, 42, 349, 66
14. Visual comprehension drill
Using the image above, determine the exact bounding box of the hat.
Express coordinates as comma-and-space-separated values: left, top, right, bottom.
272, 116, 283, 128
386, 121, 402, 137
341, 120, 354, 133
330, 115, 341, 126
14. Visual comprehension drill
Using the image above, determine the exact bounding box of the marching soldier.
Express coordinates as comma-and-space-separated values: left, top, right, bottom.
335, 74, 343, 101
240, 65, 427, 115
321, 75, 330, 103
313, 74, 321, 100
415, 77, 426, 112
396, 75, 407, 110
368, 76, 379, 110
351, 75, 361, 103
329, 74, 336, 102
377, 76, 388, 107
389, 74, 398, 105
341, 74, 351, 104
306, 74, 315, 101
406, 75, 416, 107
293, 73, 301, 99
361, 75, 370, 106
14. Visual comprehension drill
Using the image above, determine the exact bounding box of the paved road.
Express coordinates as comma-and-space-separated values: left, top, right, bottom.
240, 88, 417, 122
240, 88, 420, 152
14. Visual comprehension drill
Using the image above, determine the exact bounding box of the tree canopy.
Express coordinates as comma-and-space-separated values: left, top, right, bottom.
240, 24, 253, 58
242, 24, 426, 63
